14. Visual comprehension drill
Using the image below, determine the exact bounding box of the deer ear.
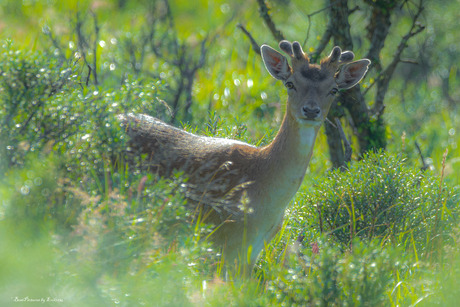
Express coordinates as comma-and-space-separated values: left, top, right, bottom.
261, 44, 291, 81
336, 59, 371, 89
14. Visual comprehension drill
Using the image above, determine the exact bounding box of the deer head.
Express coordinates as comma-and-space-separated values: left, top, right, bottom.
261, 40, 370, 126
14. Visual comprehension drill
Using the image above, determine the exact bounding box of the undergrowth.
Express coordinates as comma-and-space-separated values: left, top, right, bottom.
0, 6, 459, 305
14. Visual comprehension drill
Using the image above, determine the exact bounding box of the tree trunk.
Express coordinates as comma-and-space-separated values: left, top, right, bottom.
324, 0, 387, 167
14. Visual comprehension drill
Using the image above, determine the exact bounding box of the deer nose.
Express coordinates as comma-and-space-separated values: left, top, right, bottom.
302, 106, 321, 119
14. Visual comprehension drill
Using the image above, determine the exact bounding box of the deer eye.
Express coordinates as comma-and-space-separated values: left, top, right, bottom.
285, 82, 295, 90
330, 88, 339, 95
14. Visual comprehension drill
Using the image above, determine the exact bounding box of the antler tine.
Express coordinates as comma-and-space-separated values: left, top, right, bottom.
339, 51, 355, 63
328, 46, 342, 64
325, 46, 355, 66
279, 40, 293, 57
292, 41, 308, 61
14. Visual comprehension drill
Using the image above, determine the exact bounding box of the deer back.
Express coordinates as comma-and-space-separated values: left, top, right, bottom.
119, 113, 258, 221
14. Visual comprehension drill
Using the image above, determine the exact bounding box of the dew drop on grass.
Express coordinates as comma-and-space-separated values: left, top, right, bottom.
220, 3, 230, 13
202, 280, 207, 293
20, 185, 30, 195
34, 177, 42, 186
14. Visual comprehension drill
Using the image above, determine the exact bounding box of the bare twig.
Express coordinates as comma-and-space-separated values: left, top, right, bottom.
85, 64, 92, 86
414, 141, 429, 171
256, 0, 284, 42
237, 24, 261, 55
75, 11, 90, 83
362, 78, 376, 96
302, 4, 332, 49
91, 11, 99, 86
310, 25, 332, 63
74, 10, 100, 87
400, 59, 419, 65
349, 5, 360, 14
325, 117, 337, 128
42, 26, 67, 63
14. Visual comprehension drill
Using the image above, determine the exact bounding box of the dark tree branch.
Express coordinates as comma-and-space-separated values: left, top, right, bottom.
400, 59, 419, 65
237, 24, 261, 55
324, 0, 378, 167
183, 37, 212, 118
74, 11, 100, 87
306, 4, 359, 63
371, 0, 425, 117
335, 118, 352, 165
415, 141, 429, 171
91, 11, 99, 86
85, 64, 92, 86
329, 0, 353, 49
75, 11, 91, 83
257, 0, 285, 42
163, 0, 179, 55
364, 0, 397, 73
325, 117, 345, 168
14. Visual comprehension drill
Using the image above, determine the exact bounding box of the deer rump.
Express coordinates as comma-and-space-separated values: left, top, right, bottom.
120, 113, 255, 222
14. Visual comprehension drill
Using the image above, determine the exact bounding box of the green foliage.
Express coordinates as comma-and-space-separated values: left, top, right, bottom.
0, 40, 77, 171
0, 41, 172, 179
0, 155, 217, 305
266, 239, 403, 306
0, 0, 459, 306
298, 151, 458, 254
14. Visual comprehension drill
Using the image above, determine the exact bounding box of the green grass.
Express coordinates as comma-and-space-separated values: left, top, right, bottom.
1, 0, 460, 305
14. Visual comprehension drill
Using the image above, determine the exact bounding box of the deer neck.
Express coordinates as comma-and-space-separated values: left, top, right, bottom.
259, 108, 320, 208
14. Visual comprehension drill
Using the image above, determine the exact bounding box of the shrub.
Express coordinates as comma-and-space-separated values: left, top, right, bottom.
296, 151, 459, 256
0, 40, 78, 172
265, 238, 403, 306
0, 41, 172, 180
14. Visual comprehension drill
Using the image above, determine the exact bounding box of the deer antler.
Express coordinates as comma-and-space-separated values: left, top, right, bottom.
279, 40, 310, 65
279, 41, 355, 73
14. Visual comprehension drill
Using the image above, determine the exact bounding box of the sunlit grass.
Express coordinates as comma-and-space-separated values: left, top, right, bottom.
1, 0, 459, 305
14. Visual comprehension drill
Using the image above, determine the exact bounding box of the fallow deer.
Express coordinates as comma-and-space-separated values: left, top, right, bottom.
118, 40, 370, 268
